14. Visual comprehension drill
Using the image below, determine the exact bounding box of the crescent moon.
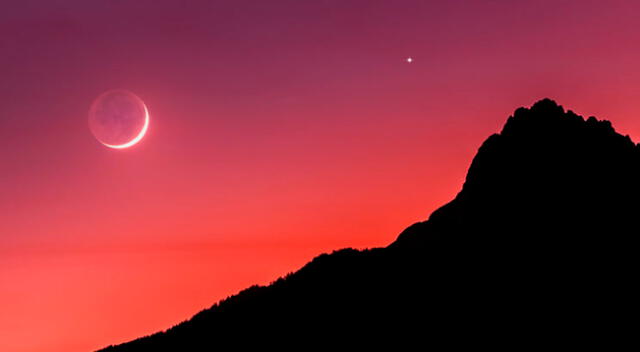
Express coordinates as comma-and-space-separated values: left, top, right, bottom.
101, 104, 150, 149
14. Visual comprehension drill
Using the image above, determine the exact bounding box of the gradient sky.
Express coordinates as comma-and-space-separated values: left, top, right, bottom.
3, 1, 640, 351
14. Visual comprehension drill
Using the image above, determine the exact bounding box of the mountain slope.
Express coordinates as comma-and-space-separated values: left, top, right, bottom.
100, 99, 639, 350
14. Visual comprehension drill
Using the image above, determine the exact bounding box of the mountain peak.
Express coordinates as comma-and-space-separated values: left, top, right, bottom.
524, 97, 564, 116
394, 98, 639, 249
501, 98, 620, 140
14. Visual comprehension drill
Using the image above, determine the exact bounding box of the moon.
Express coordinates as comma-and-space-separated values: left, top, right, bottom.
88, 90, 149, 149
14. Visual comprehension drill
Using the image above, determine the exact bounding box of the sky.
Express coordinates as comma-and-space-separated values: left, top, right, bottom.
2, 1, 640, 351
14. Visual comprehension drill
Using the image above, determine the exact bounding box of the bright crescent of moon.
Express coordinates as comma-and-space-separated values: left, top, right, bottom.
101, 104, 150, 149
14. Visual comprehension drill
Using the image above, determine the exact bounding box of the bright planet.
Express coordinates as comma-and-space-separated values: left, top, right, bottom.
88, 90, 149, 149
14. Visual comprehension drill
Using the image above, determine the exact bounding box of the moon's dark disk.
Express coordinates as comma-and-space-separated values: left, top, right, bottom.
88, 90, 148, 148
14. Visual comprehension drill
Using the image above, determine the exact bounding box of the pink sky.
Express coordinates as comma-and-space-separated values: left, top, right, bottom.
2, 1, 640, 351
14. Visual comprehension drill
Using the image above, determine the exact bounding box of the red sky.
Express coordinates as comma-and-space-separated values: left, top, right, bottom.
2, 1, 640, 351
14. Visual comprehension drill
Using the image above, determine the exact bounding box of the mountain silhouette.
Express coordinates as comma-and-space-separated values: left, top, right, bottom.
99, 99, 639, 350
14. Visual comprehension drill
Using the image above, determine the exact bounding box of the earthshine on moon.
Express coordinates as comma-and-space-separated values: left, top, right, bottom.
88, 90, 149, 149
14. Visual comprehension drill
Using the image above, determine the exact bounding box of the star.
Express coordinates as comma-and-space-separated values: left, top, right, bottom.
406, 57, 413, 63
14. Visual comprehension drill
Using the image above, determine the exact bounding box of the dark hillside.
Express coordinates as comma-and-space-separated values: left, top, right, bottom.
101, 99, 639, 350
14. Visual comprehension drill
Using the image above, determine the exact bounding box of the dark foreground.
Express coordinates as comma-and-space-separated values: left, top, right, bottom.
101, 99, 638, 350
